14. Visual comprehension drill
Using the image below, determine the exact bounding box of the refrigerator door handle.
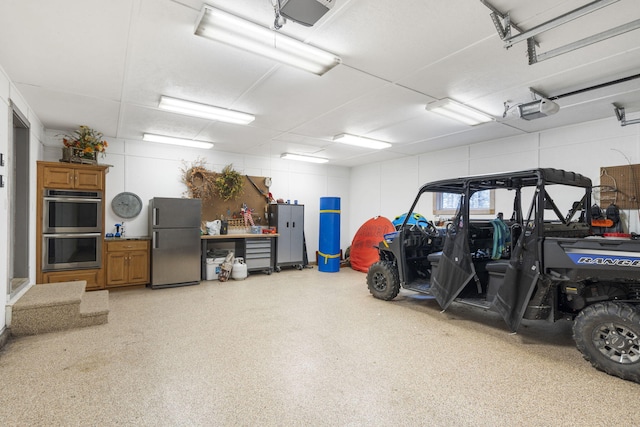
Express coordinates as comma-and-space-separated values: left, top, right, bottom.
152, 231, 158, 249
152, 208, 159, 226
292, 222, 295, 228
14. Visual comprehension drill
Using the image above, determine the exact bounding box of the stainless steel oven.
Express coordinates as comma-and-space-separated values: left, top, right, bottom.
43, 189, 102, 233
42, 188, 103, 271
42, 233, 102, 271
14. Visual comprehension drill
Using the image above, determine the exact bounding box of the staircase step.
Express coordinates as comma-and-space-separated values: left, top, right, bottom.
13, 281, 85, 311
10, 281, 109, 337
77, 290, 109, 328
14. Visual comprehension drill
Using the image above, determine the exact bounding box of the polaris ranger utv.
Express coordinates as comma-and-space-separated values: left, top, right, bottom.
367, 168, 640, 383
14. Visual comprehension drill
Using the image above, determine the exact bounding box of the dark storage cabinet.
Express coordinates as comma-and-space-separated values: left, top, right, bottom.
269, 204, 304, 271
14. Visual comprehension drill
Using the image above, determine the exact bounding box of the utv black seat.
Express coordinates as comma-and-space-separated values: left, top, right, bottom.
485, 260, 509, 274
486, 260, 510, 302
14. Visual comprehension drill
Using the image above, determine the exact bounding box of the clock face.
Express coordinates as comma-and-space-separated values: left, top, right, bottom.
112, 192, 143, 218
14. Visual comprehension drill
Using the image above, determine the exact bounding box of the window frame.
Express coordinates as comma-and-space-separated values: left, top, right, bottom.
433, 189, 495, 216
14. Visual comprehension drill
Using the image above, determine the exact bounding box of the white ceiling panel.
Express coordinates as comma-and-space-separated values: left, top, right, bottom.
0, 0, 639, 167
118, 103, 213, 140
292, 83, 434, 140
397, 122, 527, 156
310, 0, 495, 82
237, 62, 383, 132
16, 84, 122, 137
0, 0, 131, 100
124, 0, 279, 109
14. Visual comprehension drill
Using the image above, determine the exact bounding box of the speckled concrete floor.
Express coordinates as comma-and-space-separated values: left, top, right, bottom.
1, 267, 639, 426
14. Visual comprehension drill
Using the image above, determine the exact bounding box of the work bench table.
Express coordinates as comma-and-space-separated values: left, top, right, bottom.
201, 233, 278, 279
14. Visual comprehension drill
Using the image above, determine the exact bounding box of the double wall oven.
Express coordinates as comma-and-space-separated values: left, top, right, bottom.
42, 189, 103, 271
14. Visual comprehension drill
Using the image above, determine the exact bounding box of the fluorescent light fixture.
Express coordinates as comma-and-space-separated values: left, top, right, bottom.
281, 152, 328, 163
333, 133, 391, 150
425, 98, 494, 126
159, 96, 254, 125
194, 5, 341, 75
143, 133, 214, 149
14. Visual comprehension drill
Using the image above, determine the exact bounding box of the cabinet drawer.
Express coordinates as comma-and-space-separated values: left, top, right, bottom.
245, 247, 271, 258
42, 269, 102, 290
106, 240, 148, 252
246, 257, 271, 270
245, 239, 273, 249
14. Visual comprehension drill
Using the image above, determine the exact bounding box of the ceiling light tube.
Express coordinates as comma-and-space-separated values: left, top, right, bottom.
426, 98, 494, 126
333, 133, 391, 149
143, 133, 214, 149
281, 152, 328, 163
195, 5, 341, 75
159, 96, 254, 125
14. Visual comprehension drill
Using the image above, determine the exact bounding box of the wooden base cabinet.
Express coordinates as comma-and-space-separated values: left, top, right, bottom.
105, 240, 150, 288
42, 269, 103, 291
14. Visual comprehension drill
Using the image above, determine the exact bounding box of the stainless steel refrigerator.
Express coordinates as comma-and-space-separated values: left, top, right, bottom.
149, 197, 202, 289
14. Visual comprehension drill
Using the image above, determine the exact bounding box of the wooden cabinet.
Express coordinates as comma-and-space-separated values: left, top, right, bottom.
41, 164, 104, 190
36, 161, 109, 288
42, 269, 103, 291
105, 240, 150, 288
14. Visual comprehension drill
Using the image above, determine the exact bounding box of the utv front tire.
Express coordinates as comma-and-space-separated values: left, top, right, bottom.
367, 261, 400, 301
573, 302, 640, 383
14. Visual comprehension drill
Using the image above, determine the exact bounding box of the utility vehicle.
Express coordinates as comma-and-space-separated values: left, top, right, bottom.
367, 168, 640, 382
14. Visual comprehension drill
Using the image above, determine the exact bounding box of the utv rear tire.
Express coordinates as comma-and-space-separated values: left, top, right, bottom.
367, 261, 400, 301
573, 302, 640, 383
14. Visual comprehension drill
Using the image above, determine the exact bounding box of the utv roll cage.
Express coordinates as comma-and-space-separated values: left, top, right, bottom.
394, 168, 594, 331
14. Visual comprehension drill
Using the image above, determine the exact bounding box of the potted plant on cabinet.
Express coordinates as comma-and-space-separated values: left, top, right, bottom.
61, 125, 108, 164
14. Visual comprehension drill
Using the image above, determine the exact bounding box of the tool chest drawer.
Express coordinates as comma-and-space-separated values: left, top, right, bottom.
244, 238, 274, 273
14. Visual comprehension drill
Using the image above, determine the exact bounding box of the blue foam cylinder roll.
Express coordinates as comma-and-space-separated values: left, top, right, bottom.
319, 197, 341, 272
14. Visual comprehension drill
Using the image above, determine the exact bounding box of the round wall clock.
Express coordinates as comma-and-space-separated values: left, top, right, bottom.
112, 192, 143, 218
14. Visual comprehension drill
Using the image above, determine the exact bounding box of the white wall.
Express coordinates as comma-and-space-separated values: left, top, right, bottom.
1, 65, 45, 334
42, 134, 351, 260
0, 68, 9, 334
350, 118, 640, 235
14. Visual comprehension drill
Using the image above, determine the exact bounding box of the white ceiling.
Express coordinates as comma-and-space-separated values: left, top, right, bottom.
1, 0, 639, 167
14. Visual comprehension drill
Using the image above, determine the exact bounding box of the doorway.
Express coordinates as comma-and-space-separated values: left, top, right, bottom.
8, 104, 30, 298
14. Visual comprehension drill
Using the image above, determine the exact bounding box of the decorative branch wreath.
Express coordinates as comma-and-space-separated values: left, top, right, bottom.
181, 158, 216, 200
215, 164, 244, 201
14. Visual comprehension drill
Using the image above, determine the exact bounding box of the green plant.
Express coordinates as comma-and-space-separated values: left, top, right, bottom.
215, 164, 244, 201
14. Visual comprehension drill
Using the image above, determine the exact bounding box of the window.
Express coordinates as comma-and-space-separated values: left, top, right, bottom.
434, 190, 495, 215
